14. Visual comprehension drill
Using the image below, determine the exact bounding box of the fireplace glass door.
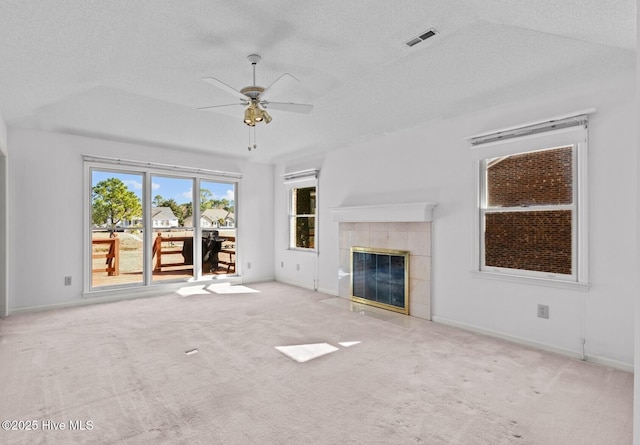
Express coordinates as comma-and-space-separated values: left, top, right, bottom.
351, 247, 409, 314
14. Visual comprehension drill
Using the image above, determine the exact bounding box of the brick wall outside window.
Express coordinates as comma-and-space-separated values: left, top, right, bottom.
484, 146, 573, 275
488, 146, 573, 207
485, 210, 572, 274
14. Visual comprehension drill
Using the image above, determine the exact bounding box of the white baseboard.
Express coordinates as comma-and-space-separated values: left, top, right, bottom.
11, 288, 165, 315
273, 278, 338, 297
275, 278, 316, 291
585, 354, 634, 373
316, 287, 338, 297
9, 276, 246, 315
240, 275, 275, 285
432, 315, 633, 373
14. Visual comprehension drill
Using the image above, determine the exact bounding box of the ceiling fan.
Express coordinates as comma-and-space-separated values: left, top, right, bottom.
198, 54, 313, 130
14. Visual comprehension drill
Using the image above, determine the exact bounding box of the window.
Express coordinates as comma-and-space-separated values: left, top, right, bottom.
85, 156, 241, 292
474, 114, 589, 289
483, 146, 574, 275
285, 170, 318, 251
291, 186, 316, 249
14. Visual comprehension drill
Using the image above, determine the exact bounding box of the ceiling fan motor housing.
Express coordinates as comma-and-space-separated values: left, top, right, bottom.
240, 86, 264, 99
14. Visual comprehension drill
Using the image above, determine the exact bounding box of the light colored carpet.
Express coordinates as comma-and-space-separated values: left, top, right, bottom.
0, 281, 632, 444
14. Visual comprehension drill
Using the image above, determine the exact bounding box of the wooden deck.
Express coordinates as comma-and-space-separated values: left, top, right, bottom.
91, 265, 234, 288
91, 232, 236, 288
92, 236, 119, 276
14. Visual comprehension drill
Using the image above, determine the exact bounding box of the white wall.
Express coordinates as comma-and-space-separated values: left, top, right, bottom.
0, 112, 6, 317
634, 1, 640, 441
0, 113, 6, 156
237, 160, 275, 282
276, 71, 637, 369
7, 127, 274, 312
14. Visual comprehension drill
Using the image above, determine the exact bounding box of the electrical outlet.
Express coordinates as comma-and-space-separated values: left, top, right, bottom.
296, 264, 300, 271
281, 261, 284, 268
247, 262, 251, 269
64, 276, 72, 286
537, 304, 549, 319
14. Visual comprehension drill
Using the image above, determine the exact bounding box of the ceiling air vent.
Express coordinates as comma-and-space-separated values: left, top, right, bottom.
405, 28, 438, 47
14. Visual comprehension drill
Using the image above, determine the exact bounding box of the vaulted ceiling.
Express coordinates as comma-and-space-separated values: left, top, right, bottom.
0, 1, 635, 163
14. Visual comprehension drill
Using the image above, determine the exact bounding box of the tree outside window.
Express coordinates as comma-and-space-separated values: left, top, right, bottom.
92, 177, 142, 228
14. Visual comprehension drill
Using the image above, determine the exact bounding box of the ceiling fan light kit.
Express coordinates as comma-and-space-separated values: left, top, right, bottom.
243, 98, 272, 126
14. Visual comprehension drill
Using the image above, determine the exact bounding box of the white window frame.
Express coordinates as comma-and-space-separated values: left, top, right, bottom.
471, 114, 591, 291
284, 169, 318, 252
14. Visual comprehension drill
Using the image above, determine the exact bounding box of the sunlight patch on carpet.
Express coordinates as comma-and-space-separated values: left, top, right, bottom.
207, 283, 260, 294
177, 286, 209, 297
339, 341, 361, 347
275, 343, 339, 363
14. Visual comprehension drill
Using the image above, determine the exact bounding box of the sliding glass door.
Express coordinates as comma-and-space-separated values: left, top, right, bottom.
90, 170, 145, 288
151, 175, 194, 283
88, 164, 238, 291
199, 180, 236, 277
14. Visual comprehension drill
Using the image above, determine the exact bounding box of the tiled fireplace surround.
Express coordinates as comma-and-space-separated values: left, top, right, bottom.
337, 221, 432, 320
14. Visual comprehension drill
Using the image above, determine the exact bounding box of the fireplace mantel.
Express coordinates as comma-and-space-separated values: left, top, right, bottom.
330, 202, 437, 222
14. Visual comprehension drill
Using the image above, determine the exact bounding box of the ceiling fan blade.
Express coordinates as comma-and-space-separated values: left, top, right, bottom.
260, 73, 299, 102
197, 102, 246, 119
197, 103, 245, 110
262, 101, 313, 114
202, 76, 248, 101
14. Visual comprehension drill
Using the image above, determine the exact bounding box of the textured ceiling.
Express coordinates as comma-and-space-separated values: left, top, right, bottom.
0, 0, 635, 163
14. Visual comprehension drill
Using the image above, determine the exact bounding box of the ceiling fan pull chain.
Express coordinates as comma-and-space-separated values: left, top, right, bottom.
253, 126, 257, 150
248, 126, 257, 151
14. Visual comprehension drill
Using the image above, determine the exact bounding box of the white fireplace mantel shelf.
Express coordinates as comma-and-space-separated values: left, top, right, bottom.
329, 202, 437, 223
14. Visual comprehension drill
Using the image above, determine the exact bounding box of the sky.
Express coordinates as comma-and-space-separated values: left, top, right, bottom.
92, 170, 235, 205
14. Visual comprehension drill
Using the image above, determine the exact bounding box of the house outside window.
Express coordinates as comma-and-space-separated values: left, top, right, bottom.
473, 114, 589, 289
